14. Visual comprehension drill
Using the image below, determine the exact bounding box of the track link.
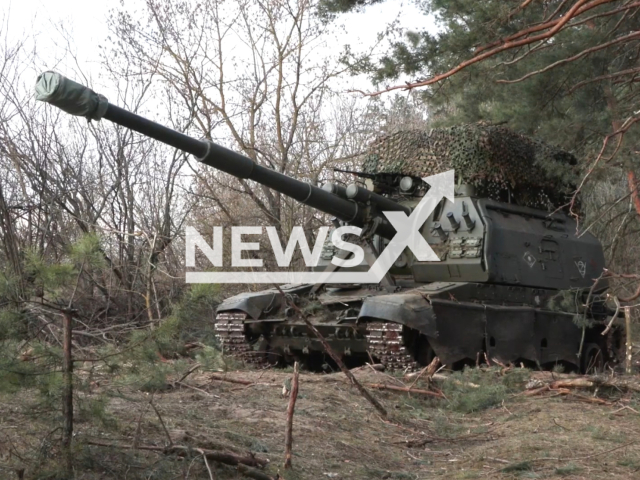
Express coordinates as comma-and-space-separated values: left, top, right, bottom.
365, 321, 417, 371
215, 312, 263, 364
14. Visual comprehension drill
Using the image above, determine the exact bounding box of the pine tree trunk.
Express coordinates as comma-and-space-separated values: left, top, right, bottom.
283, 361, 299, 469
604, 85, 640, 217
62, 310, 74, 477
625, 306, 633, 374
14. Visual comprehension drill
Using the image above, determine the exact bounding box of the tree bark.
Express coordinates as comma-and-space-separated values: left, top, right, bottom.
62, 310, 74, 477
604, 85, 640, 217
283, 361, 299, 469
625, 306, 633, 374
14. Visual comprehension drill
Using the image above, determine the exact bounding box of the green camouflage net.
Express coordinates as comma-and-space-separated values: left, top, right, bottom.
362, 124, 578, 209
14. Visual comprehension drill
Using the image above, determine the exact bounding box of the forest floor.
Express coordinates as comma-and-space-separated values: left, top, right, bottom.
1, 363, 640, 480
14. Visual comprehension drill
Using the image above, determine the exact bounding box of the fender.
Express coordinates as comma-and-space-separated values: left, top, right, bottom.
216, 284, 312, 319
358, 292, 438, 338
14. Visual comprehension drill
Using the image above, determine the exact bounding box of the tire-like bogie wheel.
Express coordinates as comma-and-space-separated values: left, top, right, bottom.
581, 342, 606, 374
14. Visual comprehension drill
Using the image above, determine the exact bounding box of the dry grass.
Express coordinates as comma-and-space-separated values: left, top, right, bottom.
1, 365, 640, 479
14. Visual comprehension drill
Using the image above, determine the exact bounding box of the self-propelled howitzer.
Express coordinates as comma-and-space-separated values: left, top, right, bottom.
36, 72, 624, 373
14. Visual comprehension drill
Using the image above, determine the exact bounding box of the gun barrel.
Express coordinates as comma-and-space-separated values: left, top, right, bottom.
105, 104, 373, 224
35, 72, 399, 239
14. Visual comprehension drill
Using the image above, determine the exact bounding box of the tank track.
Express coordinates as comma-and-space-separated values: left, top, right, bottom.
365, 322, 417, 371
215, 312, 264, 365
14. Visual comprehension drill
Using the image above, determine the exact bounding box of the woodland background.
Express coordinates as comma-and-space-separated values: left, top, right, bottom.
0, 0, 638, 366
0, 1, 639, 478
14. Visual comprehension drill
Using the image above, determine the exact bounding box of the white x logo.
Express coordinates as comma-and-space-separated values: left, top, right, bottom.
367, 170, 454, 281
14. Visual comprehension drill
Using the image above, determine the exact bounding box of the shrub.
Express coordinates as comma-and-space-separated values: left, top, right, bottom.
442, 367, 531, 414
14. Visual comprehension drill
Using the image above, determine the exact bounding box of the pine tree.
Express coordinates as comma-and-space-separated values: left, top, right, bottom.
332, 0, 640, 276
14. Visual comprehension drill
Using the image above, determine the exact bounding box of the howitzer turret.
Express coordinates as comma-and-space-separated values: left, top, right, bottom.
36, 72, 624, 373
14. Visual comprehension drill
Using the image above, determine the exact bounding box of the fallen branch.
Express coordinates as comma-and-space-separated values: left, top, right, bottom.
273, 284, 388, 418
484, 352, 493, 366
154, 444, 269, 467
431, 373, 480, 389
365, 362, 408, 387
176, 381, 217, 397
198, 448, 215, 480
408, 356, 440, 392
237, 463, 279, 480
304, 318, 388, 417
394, 421, 496, 448
564, 391, 612, 405
132, 399, 150, 449
366, 383, 445, 398
612, 404, 640, 415
523, 385, 551, 396
540, 387, 612, 405
530, 372, 640, 392
283, 361, 299, 469
85, 440, 268, 468
150, 400, 173, 447
170, 429, 246, 454
209, 374, 254, 386
549, 378, 600, 389
354, 363, 384, 372
174, 362, 201, 385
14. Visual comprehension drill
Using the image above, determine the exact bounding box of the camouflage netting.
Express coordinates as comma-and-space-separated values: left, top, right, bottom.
362, 124, 579, 210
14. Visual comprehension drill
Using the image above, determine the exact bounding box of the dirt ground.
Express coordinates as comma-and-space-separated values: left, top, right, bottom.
1, 365, 640, 479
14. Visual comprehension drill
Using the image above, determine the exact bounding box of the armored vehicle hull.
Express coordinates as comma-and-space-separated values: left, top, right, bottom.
216, 281, 621, 373
216, 196, 622, 373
